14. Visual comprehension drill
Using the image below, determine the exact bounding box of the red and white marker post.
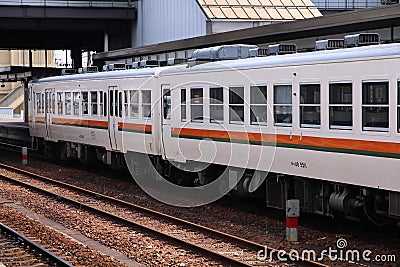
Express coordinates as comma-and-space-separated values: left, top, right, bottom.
22, 147, 28, 165
286, 199, 300, 242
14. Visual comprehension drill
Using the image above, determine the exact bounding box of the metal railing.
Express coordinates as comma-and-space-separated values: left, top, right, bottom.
0, 0, 134, 8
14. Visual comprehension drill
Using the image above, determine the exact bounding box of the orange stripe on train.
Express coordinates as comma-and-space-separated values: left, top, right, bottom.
172, 127, 400, 155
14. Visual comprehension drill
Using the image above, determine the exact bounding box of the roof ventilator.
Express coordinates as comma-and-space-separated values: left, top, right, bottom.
255, 48, 268, 57
167, 58, 186, 66
315, 39, 344, 51
78, 66, 99, 74
344, 33, 380, 48
267, 44, 297, 56
188, 44, 258, 67
61, 69, 76, 76
103, 63, 127, 72
140, 60, 160, 68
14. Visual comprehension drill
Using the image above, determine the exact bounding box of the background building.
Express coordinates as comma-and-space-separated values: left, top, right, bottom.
0, 50, 56, 115
133, 0, 322, 47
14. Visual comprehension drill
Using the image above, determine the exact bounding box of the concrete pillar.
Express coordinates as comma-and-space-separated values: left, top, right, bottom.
28, 50, 33, 68
23, 79, 29, 123
87, 51, 91, 66
71, 49, 82, 69
104, 32, 109, 52
45, 49, 48, 68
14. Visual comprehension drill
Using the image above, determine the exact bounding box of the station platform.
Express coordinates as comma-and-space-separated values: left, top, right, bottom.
0, 121, 31, 147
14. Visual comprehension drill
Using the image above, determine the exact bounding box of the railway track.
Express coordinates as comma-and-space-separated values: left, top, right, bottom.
0, 221, 73, 267
0, 162, 328, 267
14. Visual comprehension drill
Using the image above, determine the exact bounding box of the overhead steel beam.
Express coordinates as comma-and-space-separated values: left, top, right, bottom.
0, 6, 135, 19
94, 4, 400, 61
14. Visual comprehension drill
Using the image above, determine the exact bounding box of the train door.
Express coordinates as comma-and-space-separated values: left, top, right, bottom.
108, 86, 118, 151
44, 88, 55, 140
161, 84, 173, 160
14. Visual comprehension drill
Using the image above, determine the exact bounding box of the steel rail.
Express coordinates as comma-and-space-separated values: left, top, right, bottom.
0, 162, 328, 267
0, 171, 253, 267
0, 221, 74, 267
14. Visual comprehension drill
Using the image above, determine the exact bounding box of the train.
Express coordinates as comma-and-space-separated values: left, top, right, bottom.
28, 36, 400, 225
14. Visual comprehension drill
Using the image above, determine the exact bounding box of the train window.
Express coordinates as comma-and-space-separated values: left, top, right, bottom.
91, 92, 98, 116
300, 84, 320, 128
82, 92, 88, 116
210, 87, 223, 123
329, 83, 352, 129
163, 89, 171, 120
250, 85, 268, 126
397, 81, 400, 133
41, 94, 44, 114
118, 91, 123, 118
398, 82, 400, 133
110, 91, 114, 116
57, 92, 63, 115
103, 92, 107, 117
142, 90, 151, 118
36, 93, 41, 114
46, 92, 50, 113
191, 88, 203, 122
274, 85, 292, 126
50, 92, 55, 114
130, 90, 139, 119
362, 82, 389, 131
124, 91, 129, 118
229, 87, 244, 124
99, 92, 104, 116
181, 89, 186, 122
65, 92, 71, 115
73, 92, 80, 116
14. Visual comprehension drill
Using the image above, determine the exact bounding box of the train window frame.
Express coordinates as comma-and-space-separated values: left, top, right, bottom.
329, 82, 353, 130
99, 92, 104, 116
181, 88, 187, 122
229, 86, 245, 124
103, 92, 107, 117
362, 81, 389, 132
90, 91, 98, 116
124, 90, 129, 118
57, 92, 64, 115
210, 87, 224, 124
273, 84, 292, 127
299, 83, 321, 128
50, 91, 55, 114
130, 90, 139, 119
82, 91, 89, 116
41, 94, 45, 114
118, 91, 123, 118
142, 90, 152, 119
250, 85, 268, 126
73, 92, 80, 116
36, 93, 42, 114
65, 92, 72, 116
191, 87, 203, 123
163, 88, 171, 120
398, 81, 400, 133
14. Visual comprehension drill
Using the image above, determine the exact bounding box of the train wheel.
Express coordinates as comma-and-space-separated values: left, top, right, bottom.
363, 196, 397, 227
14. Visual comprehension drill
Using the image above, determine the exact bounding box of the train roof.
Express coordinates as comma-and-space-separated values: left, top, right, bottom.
161, 43, 400, 75
30, 66, 168, 84
31, 43, 400, 85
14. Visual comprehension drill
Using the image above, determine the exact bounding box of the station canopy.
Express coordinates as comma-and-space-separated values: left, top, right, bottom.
198, 0, 322, 21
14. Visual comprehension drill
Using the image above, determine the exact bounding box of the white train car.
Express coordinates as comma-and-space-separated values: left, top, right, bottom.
28, 42, 400, 224
28, 67, 174, 167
